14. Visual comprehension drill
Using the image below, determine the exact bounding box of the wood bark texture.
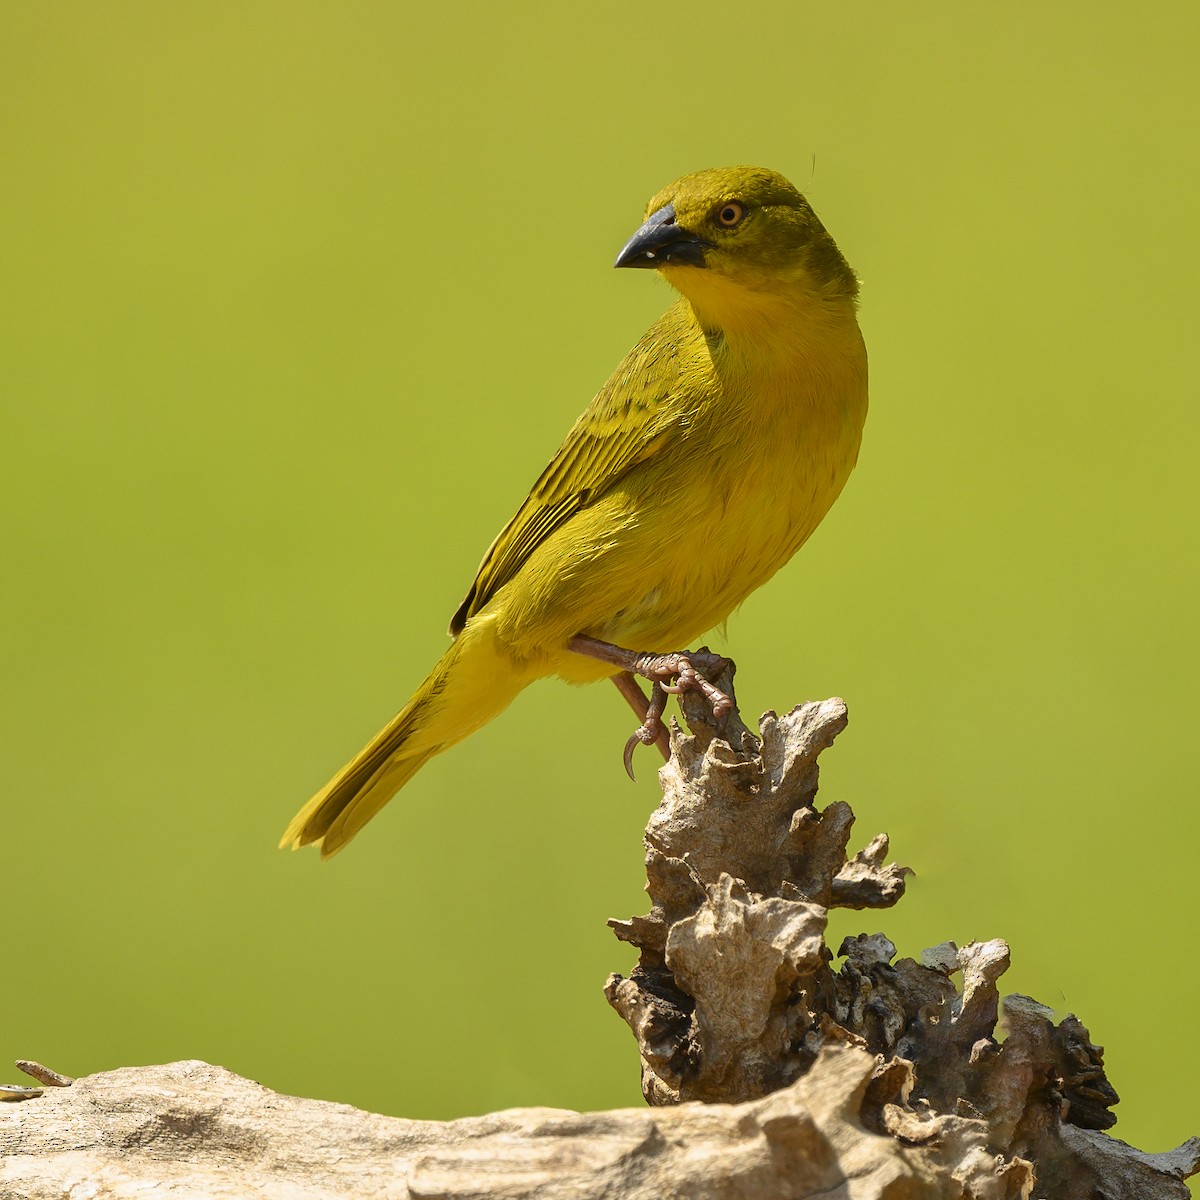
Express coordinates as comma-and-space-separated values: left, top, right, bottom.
2, 676, 1196, 1198
606, 670, 1199, 1198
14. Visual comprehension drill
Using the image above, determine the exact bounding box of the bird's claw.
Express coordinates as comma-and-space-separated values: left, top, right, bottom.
623, 679, 670, 780
623, 732, 641, 781
575, 636, 734, 779
633, 648, 732, 724
621, 652, 731, 777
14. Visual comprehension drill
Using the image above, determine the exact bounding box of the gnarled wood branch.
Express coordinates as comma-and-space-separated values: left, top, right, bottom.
3, 676, 1195, 1198
606, 668, 1198, 1197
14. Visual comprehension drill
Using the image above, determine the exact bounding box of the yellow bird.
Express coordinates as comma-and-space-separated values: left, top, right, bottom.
282, 166, 868, 858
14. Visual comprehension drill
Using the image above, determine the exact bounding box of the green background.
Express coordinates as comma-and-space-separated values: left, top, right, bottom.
3, 0, 1197, 1172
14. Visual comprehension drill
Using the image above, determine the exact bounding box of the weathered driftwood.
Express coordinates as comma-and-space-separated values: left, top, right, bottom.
606, 666, 1199, 1198
0, 1046, 1054, 1200
2, 677, 1196, 1198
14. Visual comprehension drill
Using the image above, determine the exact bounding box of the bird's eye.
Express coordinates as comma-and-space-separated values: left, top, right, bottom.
716, 201, 745, 228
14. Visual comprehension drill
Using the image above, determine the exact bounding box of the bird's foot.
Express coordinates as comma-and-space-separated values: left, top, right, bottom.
576, 636, 734, 779
622, 680, 670, 781
631, 647, 734, 723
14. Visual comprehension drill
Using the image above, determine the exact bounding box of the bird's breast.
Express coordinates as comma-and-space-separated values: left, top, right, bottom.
492, 309, 867, 680
595, 328, 868, 652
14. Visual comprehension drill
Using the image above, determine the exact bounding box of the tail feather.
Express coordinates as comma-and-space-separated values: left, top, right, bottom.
281, 618, 526, 858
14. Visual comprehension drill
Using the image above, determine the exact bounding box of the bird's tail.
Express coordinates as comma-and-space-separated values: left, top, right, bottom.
280, 617, 528, 859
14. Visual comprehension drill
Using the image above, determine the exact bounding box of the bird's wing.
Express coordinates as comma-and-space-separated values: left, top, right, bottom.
450, 311, 694, 635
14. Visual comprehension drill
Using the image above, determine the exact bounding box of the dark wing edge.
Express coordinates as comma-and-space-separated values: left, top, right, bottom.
448, 493, 583, 635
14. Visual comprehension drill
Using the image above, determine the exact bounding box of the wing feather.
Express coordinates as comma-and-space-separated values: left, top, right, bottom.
450, 306, 696, 634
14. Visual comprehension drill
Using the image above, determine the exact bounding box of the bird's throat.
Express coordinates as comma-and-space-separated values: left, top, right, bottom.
672, 269, 859, 352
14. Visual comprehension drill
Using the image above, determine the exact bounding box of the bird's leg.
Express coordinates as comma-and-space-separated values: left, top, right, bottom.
574, 635, 733, 717
573, 635, 733, 776
611, 672, 672, 769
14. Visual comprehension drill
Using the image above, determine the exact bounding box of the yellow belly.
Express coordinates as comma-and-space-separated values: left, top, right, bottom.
488, 331, 868, 685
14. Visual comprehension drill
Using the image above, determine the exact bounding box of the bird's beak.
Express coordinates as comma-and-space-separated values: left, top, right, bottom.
614, 203, 711, 269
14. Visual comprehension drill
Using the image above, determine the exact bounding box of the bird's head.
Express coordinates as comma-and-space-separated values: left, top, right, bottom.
615, 166, 858, 333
